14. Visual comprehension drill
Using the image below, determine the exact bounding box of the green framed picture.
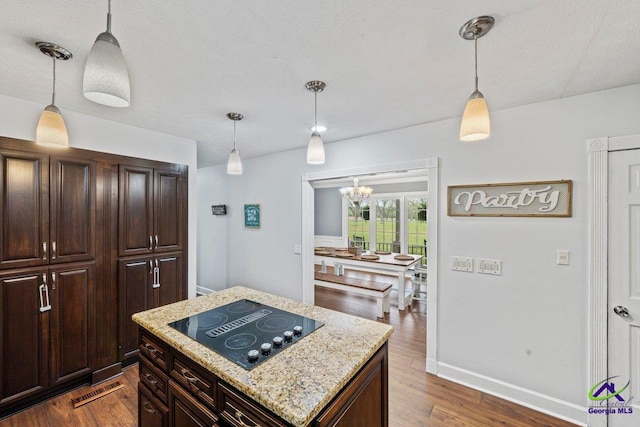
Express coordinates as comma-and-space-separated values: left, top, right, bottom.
244, 204, 261, 229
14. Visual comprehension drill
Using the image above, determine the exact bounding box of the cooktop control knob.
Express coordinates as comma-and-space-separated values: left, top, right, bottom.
247, 349, 260, 362
293, 325, 303, 335
273, 336, 283, 347
260, 342, 272, 354
283, 330, 294, 342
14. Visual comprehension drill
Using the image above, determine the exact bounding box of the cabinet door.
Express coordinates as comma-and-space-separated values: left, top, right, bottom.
0, 268, 49, 406
155, 252, 182, 308
49, 157, 96, 264
0, 151, 49, 269
140, 383, 168, 427
119, 257, 153, 360
168, 380, 218, 427
119, 165, 153, 257
154, 169, 184, 253
49, 263, 94, 386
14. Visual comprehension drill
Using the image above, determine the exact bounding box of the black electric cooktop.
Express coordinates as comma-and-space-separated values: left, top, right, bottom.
168, 299, 324, 370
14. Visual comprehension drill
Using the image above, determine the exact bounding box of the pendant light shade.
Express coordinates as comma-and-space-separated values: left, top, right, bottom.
226, 113, 243, 175
307, 131, 325, 164
37, 105, 69, 148
305, 81, 326, 165
458, 16, 494, 142
459, 91, 490, 141
35, 42, 72, 148
227, 148, 243, 175
83, 0, 130, 107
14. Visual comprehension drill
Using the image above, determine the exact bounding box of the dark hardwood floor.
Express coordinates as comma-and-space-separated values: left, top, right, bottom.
0, 288, 579, 427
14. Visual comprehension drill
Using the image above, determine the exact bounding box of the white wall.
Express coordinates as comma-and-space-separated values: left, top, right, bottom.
196, 164, 229, 293
197, 84, 640, 423
0, 93, 198, 296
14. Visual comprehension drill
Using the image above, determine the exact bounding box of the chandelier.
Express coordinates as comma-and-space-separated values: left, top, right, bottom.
339, 178, 373, 208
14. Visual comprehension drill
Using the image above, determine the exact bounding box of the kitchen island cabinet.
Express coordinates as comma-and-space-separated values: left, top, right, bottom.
133, 286, 393, 427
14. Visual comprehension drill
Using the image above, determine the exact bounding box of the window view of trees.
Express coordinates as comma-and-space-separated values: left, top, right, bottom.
347, 194, 427, 262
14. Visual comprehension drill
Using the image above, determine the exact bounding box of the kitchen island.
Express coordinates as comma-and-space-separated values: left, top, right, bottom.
132, 286, 393, 427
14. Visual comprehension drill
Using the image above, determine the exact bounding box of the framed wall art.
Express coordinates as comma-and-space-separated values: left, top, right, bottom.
244, 204, 261, 228
447, 180, 572, 217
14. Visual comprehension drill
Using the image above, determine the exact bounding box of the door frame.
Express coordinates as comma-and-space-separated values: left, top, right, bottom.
587, 133, 640, 427
301, 158, 440, 373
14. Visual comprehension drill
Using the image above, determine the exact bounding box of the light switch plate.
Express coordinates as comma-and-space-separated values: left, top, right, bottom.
451, 256, 473, 272
557, 250, 570, 265
293, 244, 302, 254
478, 258, 502, 275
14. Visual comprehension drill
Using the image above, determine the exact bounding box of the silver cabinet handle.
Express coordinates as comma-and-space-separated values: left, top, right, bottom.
39, 276, 51, 312
42, 242, 47, 260
51, 241, 56, 260
152, 266, 160, 288
154, 235, 159, 250
149, 260, 153, 274
149, 236, 153, 251
142, 401, 156, 414
51, 272, 56, 290
614, 306, 630, 317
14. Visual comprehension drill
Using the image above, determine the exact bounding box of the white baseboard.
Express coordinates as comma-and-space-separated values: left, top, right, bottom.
437, 362, 587, 426
426, 358, 438, 374
196, 286, 216, 296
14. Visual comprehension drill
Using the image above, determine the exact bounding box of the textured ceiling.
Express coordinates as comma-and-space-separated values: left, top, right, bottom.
1, 1, 638, 168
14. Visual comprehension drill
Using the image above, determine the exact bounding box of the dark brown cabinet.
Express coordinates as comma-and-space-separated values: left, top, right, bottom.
48, 263, 94, 386
0, 262, 94, 405
119, 252, 183, 361
0, 136, 188, 417
118, 165, 184, 257
168, 380, 219, 427
49, 157, 96, 264
0, 151, 95, 270
0, 268, 49, 406
139, 325, 389, 427
0, 151, 49, 269
140, 382, 168, 427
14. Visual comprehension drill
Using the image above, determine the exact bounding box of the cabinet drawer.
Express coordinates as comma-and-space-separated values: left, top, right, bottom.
168, 380, 218, 427
140, 355, 169, 404
218, 382, 288, 427
139, 382, 168, 427
171, 353, 216, 410
140, 329, 169, 371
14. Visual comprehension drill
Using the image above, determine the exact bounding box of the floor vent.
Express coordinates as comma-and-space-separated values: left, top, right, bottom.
71, 381, 125, 408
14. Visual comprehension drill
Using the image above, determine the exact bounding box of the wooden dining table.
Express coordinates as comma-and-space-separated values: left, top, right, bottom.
313, 247, 423, 310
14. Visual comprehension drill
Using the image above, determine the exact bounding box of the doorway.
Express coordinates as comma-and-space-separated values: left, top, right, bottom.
301, 158, 439, 373
606, 149, 640, 426
588, 134, 640, 427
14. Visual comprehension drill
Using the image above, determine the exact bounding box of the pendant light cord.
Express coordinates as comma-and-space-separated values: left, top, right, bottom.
106, 0, 112, 33
233, 119, 237, 150
474, 35, 479, 92
314, 91, 318, 128
51, 58, 56, 105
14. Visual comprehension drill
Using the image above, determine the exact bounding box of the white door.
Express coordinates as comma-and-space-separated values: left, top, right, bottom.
607, 149, 640, 426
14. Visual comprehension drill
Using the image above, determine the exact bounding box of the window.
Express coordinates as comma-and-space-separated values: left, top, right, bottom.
345, 192, 427, 264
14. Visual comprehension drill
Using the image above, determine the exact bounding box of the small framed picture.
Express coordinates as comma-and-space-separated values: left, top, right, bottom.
244, 204, 261, 229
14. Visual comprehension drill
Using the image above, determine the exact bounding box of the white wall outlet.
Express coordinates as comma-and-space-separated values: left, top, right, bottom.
556, 249, 570, 265
478, 258, 502, 275
293, 244, 302, 254
451, 256, 473, 272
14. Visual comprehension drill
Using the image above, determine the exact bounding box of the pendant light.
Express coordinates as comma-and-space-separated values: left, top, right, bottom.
83, 0, 130, 107
35, 42, 72, 148
459, 16, 494, 142
305, 80, 326, 165
226, 113, 243, 175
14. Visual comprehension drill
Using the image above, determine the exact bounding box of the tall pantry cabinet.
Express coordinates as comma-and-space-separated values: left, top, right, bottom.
0, 136, 188, 416
118, 165, 186, 362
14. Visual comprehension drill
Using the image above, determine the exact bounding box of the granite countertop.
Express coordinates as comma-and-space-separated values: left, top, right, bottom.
132, 286, 394, 426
